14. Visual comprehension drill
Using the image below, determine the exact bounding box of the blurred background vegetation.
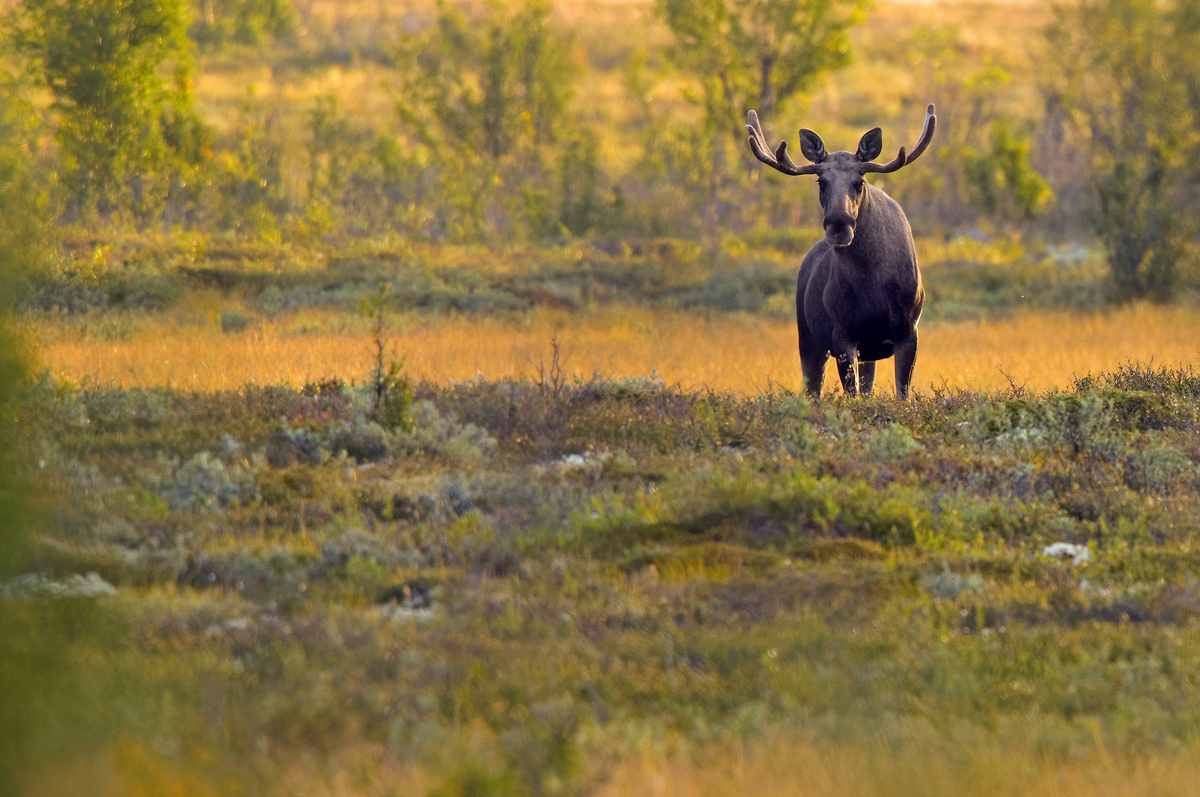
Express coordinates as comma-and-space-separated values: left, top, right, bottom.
0, 0, 1196, 303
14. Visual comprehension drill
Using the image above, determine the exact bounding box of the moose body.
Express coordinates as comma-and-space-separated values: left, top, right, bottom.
746, 105, 937, 399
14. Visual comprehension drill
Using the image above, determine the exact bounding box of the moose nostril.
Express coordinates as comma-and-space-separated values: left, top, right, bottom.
824, 220, 855, 246
825, 212, 854, 230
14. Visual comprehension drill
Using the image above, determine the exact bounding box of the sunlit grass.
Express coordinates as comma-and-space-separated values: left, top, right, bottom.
34, 730, 1200, 796
598, 734, 1200, 797
32, 304, 1200, 395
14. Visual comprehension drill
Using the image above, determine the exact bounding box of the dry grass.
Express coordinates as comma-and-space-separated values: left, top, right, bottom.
33, 734, 1200, 797
597, 734, 1200, 797
32, 304, 1200, 395
25, 740, 431, 797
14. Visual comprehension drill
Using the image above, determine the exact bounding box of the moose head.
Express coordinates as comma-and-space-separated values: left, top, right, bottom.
746, 105, 937, 248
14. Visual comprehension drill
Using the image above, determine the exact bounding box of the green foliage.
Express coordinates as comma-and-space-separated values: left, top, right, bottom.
402, 0, 575, 160
656, 0, 868, 128
557, 129, 608, 238
0, 0, 1195, 267
395, 401, 497, 466
189, 0, 296, 48
1046, 0, 1200, 301
868, 422, 923, 461
0, 88, 50, 309
651, 0, 868, 231
893, 29, 1053, 231
13, 0, 209, 222
393, 0, 580, 240
157, 450, 261, 512
962, 121, 1054, 222
361, 283, 414, 433
0, 0, 1194, 264
305, 96, 351, 201
212, 91, 289, 233
1075, 361, 1200, 399
0, 88, 43, 573
16, 228, 1117, 327
1092, 154, 1181, 301
673, 260, 795, 313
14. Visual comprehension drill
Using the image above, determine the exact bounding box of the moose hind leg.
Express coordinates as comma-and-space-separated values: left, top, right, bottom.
894, 332, 918, 400
858, 361, 876, 396
801, 350, 828, 398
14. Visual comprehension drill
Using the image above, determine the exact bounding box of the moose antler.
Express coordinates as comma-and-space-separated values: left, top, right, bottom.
746, 110, 823, 176
859, 104, 937, 175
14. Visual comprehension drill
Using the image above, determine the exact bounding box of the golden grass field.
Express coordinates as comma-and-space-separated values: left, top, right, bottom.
33, 303, 1200, 395
32, 734, 1200, 797
596, 737, 1200, 797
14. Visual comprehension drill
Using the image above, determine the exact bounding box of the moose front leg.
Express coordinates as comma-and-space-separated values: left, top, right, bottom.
800, 350, 829, 398
893, 331, 918, 400
833, 337, 860, 397
857, 361, 876, 395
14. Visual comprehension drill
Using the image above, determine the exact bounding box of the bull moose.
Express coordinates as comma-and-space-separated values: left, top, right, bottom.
746, 104, 937, 399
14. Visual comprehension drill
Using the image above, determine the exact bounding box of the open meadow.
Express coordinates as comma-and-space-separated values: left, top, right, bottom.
33, 303, 1200, 396
4, 0, 1200, 794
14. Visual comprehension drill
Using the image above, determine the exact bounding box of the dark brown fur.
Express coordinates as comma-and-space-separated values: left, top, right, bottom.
797, 171, 923, 398
746, 106, 936, 399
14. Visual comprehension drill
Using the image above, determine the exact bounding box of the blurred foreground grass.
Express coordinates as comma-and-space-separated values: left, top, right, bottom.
599, 734, 1200, 797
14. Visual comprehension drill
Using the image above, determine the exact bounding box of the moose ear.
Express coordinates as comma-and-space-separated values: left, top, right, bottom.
857, 128, 883, 162
798, 129, 826, 164
856, 128, 884, 162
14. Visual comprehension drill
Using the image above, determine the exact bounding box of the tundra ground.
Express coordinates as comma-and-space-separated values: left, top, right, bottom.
8, 362, 1200, 794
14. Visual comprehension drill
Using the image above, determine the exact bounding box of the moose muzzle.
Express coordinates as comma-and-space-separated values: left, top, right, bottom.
824, 211, 856, 248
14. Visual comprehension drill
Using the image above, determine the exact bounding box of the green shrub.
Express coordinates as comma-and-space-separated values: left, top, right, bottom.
395, 401, 497, 466
16, 0, 208, 221
158, 451, 261, 513
869, 423, 923, 461
1131, 443, 1199, 495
